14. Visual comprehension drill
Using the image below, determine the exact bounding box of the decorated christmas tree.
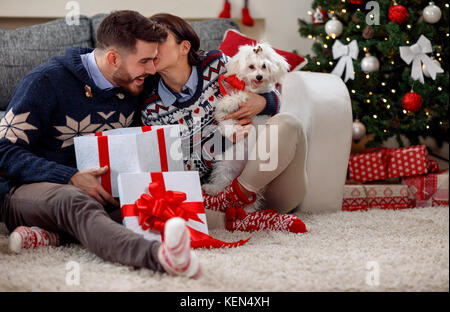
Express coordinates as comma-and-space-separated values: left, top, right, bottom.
298, 0, 448, 149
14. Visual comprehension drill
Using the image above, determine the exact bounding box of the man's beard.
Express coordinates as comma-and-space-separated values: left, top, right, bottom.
112, 65, 146, 96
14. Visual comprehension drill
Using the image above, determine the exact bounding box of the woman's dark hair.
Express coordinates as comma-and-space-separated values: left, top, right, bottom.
150, 13, 204, 66
97, 10, 167, 53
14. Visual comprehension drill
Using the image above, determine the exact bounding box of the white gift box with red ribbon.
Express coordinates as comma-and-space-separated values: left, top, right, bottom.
74, 125, 184, 197
118, 171, 208, 243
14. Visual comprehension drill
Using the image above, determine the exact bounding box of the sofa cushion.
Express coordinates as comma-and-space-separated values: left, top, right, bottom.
189, 18, 240, 52
218, 29, 308, 72
0, 16, 92, 110
91, 15, 240, 53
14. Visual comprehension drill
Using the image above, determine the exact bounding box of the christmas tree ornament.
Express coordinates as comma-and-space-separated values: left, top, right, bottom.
312, 7, 328, 25
402, 91, 423, 113
242, 0, 254, 27
325, 16, 343, 38
422, 59, 442, 78
391, 117, 400, 128
219, 0, 231, 18
350, 0, 365, 4
352, 119, 366, 141
361, 53, 380, 73
362, 25, 375, 39
388, 3, 408, 24
423, 2, 442, 23
331, 39, 359, 82
399, 35, 444, 83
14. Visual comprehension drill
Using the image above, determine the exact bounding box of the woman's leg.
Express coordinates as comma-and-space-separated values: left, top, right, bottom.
237, 112, 308, 214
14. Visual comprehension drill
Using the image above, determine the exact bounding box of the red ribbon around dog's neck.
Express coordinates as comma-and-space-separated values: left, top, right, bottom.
218, 74, 245, 96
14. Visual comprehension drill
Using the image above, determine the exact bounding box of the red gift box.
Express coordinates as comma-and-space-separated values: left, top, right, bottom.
402, 170, 449, 207
342, 183, 412, 211
348, 145, 435, 183
348, 149, 389, 182
388, 145, 429, 178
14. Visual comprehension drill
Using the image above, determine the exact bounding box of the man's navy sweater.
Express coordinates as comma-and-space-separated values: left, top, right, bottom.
0, 47, 139, 206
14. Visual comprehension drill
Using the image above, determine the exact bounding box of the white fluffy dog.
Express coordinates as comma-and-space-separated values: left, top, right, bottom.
202, 42, 290, 211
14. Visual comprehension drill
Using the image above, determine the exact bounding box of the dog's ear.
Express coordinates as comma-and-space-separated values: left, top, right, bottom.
226, 45, 252, 76
267, 48, 290, 79
225, 53, 242, 76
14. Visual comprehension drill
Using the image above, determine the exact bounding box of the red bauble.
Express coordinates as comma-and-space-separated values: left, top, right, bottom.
350, 0, 364, 4
402, 92, 423, 112
388, 4, 408, 24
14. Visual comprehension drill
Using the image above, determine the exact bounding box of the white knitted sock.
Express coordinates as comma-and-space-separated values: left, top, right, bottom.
9, 226, 59, 253
157, 218, 201, 279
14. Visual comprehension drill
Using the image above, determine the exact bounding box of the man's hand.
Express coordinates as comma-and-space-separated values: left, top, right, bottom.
69, 166, 119, 207
223, 92, 266, 126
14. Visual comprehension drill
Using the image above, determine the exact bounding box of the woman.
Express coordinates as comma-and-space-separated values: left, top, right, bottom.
140, 13, 308, 233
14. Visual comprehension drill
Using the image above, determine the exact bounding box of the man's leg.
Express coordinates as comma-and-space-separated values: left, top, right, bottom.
2, 182, 164, 271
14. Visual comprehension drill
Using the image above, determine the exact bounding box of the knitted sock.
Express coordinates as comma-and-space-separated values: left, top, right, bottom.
242, 0, 254, 26
9, 226, 60, 253
157, 218, 201, 279
219, 0, 231, 18
203, 177, 256, 213
226, 209, 308, 233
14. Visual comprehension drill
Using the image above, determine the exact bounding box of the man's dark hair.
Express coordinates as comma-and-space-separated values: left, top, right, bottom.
96, 10, 167, 53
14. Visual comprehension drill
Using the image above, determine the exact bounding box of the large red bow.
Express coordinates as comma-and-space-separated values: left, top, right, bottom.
121, 172, 250, 249
134, 181, 203, 233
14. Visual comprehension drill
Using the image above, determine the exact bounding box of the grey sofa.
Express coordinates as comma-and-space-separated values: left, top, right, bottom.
0, 14, 239, 118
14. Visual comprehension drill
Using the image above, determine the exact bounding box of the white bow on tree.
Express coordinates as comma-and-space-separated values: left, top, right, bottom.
399, 35, 444, 84
331, 39, 359, 82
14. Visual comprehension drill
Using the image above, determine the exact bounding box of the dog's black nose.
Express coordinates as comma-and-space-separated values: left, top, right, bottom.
256, 75, 263, 81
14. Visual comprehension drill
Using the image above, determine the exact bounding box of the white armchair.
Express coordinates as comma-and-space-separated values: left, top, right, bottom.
280, 71, 353, 214
205, 71, 352, 228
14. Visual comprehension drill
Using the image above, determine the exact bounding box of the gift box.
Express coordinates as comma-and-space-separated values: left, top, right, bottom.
94, 125, 168, 136
348, 145, 434, 183
118, 171, 250, 249
402, 170, 449, 207
365, 184, 412, 209
342, 183, 412, 211
347, 149, 388, 183
74, 125, 184, 197
387, 145, 430, 179
342, 184, 369, 211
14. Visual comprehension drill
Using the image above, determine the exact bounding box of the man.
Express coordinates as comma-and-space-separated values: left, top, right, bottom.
0, 10, 201, 279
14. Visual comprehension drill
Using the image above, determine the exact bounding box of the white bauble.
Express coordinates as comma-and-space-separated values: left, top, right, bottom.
325, 17, 343, 38
423, 2, 442, 24
352, 119, 366, 141
361, 53, 380, 73
422, 59, 442, 78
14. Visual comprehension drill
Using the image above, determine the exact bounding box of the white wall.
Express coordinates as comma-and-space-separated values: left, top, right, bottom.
0, 0, 314, 55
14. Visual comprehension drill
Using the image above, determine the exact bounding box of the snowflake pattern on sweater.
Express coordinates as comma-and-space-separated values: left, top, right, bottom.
0, 47, 139, 202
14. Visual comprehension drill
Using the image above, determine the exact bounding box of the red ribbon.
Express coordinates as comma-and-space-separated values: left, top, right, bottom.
94, 127, 169, 195
218, 74, 245, 96
121, 172, 250, 249
97, 135, 112, 194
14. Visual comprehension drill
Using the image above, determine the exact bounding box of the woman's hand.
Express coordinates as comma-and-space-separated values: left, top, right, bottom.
223, 92, 266, 126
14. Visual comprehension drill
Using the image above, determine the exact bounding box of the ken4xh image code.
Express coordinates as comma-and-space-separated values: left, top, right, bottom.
179, 296, 270, 309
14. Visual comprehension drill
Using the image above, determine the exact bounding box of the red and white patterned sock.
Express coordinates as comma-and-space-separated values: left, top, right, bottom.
226, 209, 308, 233
9, 226, 60, 253
157, 217, 201, 279
203, 178, 256, 213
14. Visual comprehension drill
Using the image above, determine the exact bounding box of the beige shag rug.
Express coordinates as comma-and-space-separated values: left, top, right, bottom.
0, 206, 448, 292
